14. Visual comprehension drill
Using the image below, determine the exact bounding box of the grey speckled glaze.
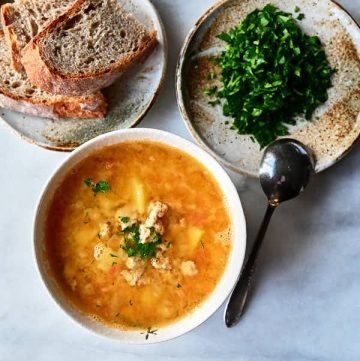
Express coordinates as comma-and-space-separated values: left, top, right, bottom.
0, 0, 167, 151
176, 0, 360, 177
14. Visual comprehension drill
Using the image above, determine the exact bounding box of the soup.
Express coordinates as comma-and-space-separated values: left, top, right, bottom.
45, 141, 232, 329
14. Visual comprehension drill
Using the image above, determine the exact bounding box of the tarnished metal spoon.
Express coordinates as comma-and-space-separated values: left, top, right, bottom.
225, 138, 315, 327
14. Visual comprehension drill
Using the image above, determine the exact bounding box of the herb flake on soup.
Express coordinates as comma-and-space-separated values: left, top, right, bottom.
45, 141, 232, 329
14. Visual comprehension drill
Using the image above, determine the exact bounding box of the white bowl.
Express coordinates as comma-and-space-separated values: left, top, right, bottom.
33, 128, 246, 343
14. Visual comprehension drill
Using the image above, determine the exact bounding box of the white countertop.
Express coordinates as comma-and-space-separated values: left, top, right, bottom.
1, 1, 360, 360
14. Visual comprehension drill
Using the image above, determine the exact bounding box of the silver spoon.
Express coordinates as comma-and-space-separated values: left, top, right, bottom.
224, 138, 315, 328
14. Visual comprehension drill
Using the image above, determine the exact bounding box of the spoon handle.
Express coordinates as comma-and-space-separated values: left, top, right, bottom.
224, 203, 276, 327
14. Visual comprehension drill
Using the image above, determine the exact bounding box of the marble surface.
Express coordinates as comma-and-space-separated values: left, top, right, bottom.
1, 0, 360, 360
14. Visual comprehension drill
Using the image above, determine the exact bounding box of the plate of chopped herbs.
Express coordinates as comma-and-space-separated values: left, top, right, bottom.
176, 0, 360, 177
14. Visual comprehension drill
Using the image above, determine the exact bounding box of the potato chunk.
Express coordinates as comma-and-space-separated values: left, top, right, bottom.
131, 178, 148, 214
175, 226, 204, 257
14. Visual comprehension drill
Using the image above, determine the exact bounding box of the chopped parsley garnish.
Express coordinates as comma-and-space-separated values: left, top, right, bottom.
109, 253, 118, 258
120, 221, 162, 259
120, 216, 129, 223
294, 6, 300, 13
141, 327, 158, 340
203, 86, 218, 97
84, 178, 93, 187
127, 248, 136, 257
84, 178, 110, 195
205, 4, 335, 148
297, 13, 305, 20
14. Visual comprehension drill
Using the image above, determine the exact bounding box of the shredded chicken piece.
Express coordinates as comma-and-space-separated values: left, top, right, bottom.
121, 257, 147, 286
140, 201, 168, 243
126, 257, 139, 270
93, 242, 105, 260
98, 222, 113, 241
121, 269, 146, 286
181, 260, 198, 276
151, 257, 171, 270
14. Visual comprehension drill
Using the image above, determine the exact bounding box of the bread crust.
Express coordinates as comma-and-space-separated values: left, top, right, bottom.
21, 0, 157, 96
1, 3, 24, 72
0, 87, 107, 119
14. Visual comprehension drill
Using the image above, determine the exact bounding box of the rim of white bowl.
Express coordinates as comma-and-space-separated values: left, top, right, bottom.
33, 128, 247, 344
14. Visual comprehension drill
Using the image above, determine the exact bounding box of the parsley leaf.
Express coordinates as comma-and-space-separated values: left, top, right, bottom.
93, 180, 110, 193
84, 178, 110, 195
84, 178, 93, 187
297, 13, 305, 20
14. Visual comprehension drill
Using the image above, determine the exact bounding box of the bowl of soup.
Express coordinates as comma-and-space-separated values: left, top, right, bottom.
34, 128, 246, 343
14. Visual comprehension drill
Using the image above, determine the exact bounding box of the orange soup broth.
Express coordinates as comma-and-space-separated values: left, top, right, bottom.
45, 141, 232, 329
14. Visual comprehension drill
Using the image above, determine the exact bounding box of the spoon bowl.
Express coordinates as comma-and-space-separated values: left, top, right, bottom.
260, 139, 315, 204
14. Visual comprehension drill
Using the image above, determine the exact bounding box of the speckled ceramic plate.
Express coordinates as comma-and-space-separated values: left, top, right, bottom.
176, 0, 360, 177
0, 0, 167, 151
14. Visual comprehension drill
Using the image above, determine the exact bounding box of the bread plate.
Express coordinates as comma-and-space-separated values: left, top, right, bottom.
176, 0, 360, 177
0, 0, 167, 151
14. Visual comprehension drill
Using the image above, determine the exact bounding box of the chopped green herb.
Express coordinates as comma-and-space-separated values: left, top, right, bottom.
166, 241, 171, 249
84, 178, 93, 187
203, 86, 218, 97
120, 222, 162, 259
84, 178, 110, 195
109, 253, 118, 258
93, 180, 110, 193
207, 72, 216, 80
141, 327, 158, 340
97, 233, 101, 239
294, 6, 300, 13
112, 262, 117, 266
297, 13, 305, 20
208, 99, 221, 107
205, 4, 335, 148
120, 216, 129, 223
176, 283, 182, 288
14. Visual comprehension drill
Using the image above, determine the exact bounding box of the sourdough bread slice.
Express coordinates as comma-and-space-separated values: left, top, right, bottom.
0, 31, 107, 119
22, 0, 157, 96
1, 0, 75, 71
